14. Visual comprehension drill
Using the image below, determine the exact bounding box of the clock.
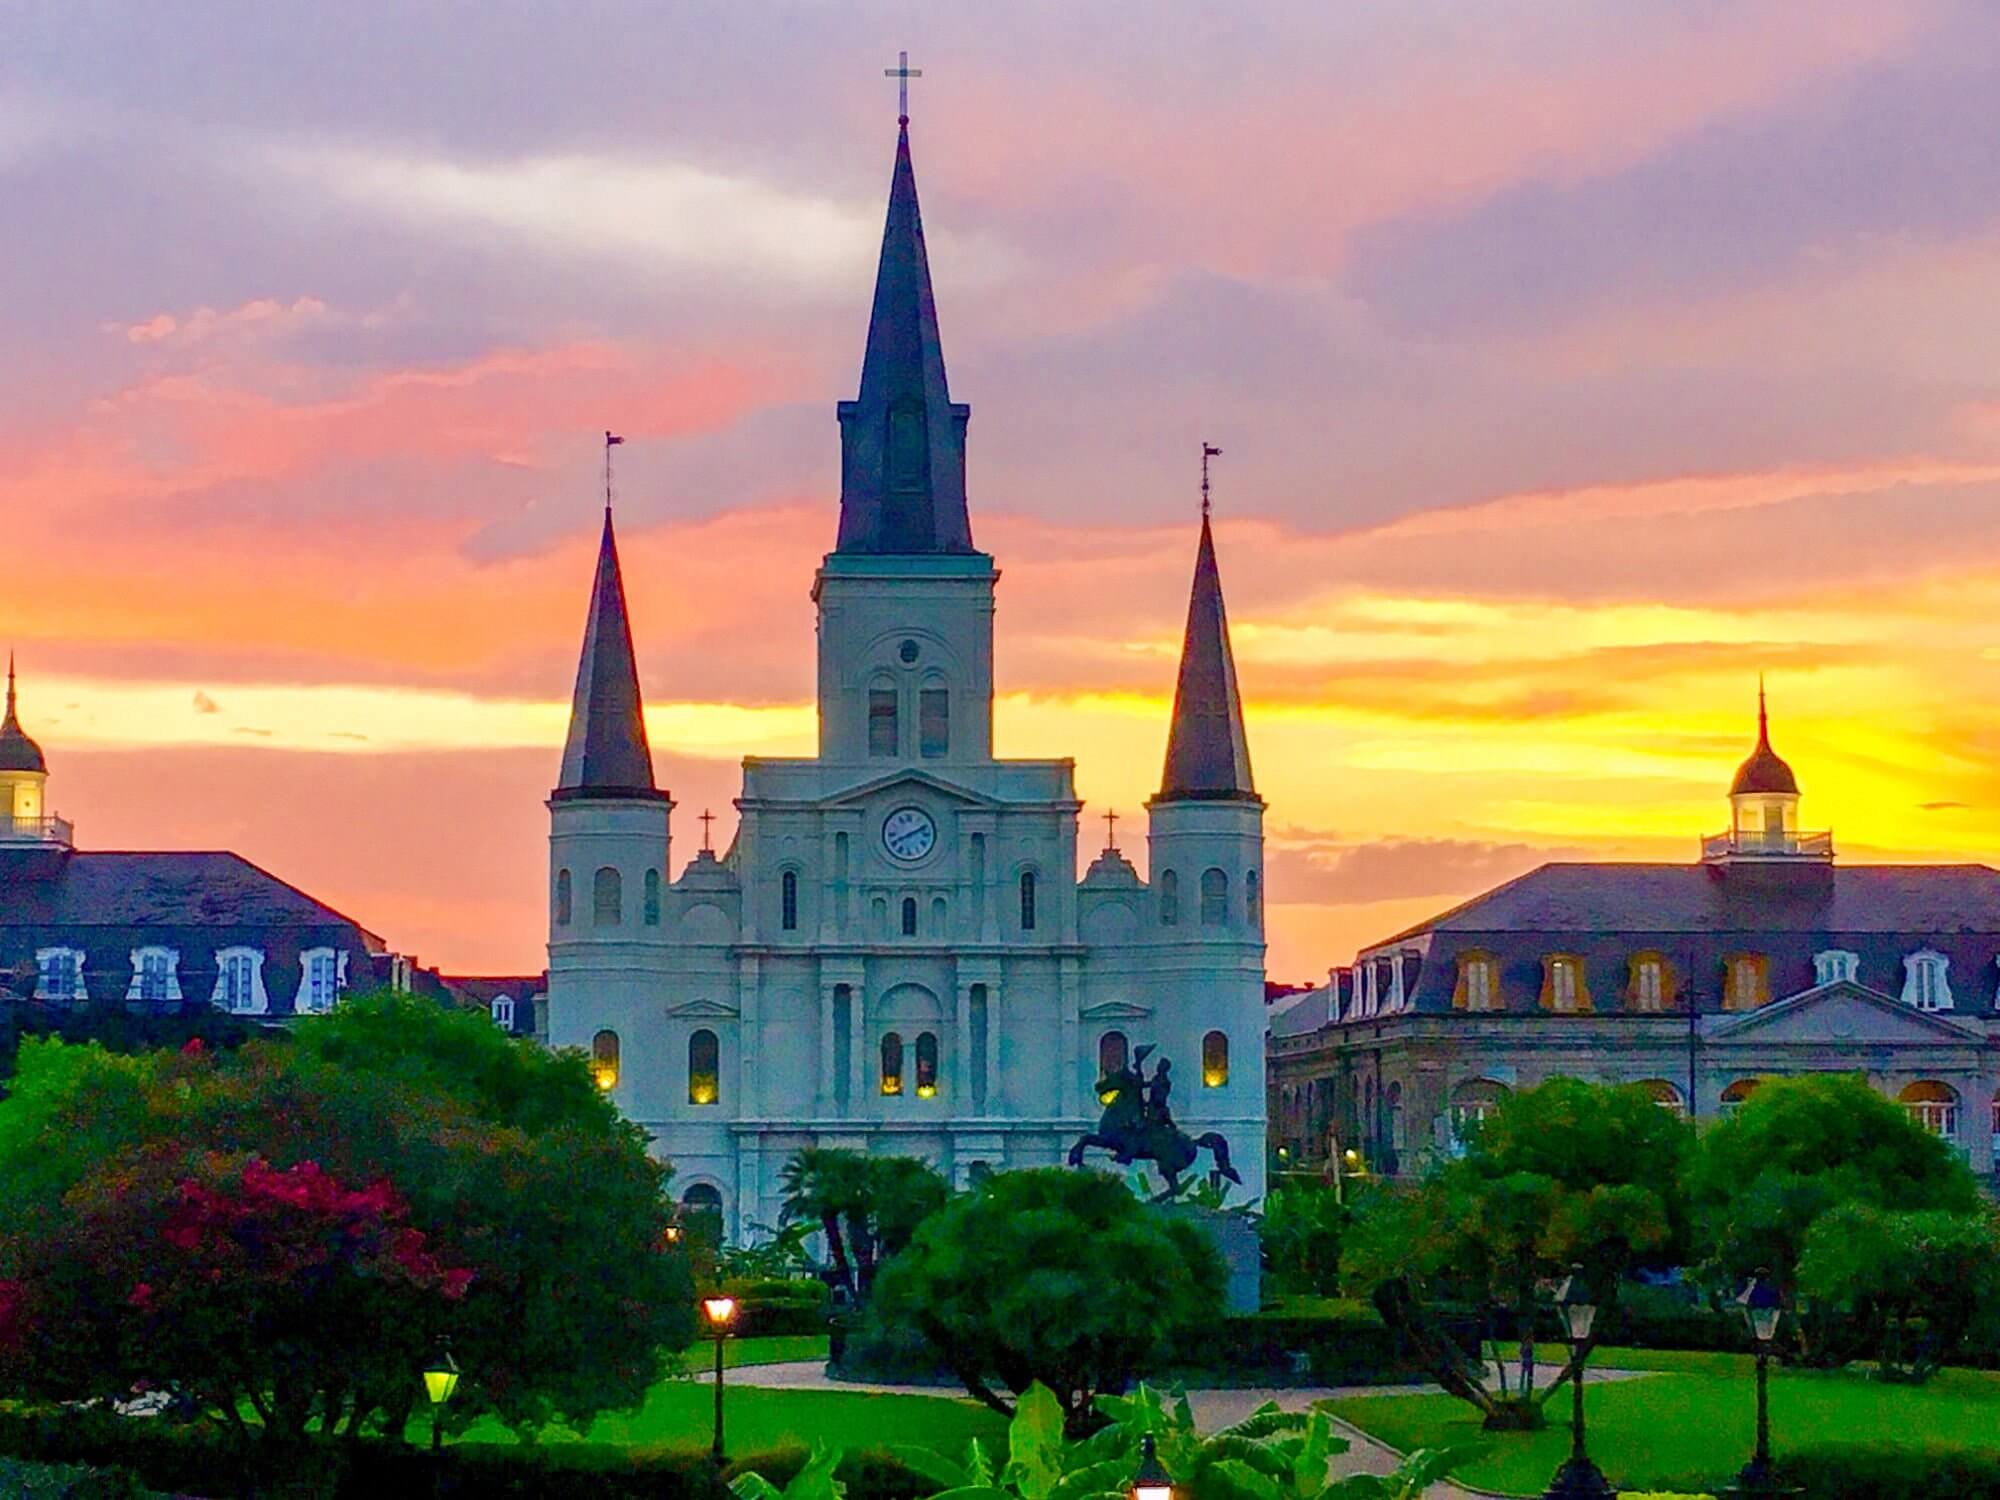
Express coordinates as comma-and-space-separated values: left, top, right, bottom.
882, 806, 937, 863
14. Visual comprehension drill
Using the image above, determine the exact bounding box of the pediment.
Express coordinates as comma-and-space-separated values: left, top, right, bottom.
1080, 1000, 1153, 1020
1708, 980, 1981, 1046
821, 769, 1002, 810
666, 997, 739, 1020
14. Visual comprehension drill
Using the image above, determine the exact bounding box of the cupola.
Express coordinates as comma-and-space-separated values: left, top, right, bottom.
1704, 682, 1827, 865
0, 654, 69, 846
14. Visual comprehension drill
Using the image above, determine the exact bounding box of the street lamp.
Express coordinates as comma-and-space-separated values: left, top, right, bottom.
1542, 1265, 1614, 1500
703, 1294, 739, 1464
421, 1335, 460, 1500
1729, 1270, 1790, 1498
1128, 1433, 1173, 1500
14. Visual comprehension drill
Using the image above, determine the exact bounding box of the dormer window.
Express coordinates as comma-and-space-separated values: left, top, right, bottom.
1456, 951, 1497, 1012
1903, 951, 1952, 1011
1814, 950, 1858, 986
491, 995, 515, 1029
213, 947, 267, 1015
35, 947, 84, 1002
128, 946, 181, 1004
1725, 955, 1769, 1011
1629, 952, 1669, 1012
1542, 955, 1590, 1014
298, 948, 346, 1015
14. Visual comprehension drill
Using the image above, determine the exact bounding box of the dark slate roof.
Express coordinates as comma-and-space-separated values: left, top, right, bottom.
1375, 862, 2000, 946
1731, 687, 1798, 796
1157, 513, 1257, 803
833, 122, 976, 556
554, 508, 663, 802
0, 850, 384, 939
0, 656, 46, 774
440, 974, 546, 1003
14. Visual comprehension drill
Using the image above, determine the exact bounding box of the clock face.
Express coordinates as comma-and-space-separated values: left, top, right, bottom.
882, 806, 938, 863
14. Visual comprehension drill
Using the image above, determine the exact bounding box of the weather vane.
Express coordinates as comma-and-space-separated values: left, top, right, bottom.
604, 430, 624, 512
884, 49, 922, 124
1200, 442, 1222, 519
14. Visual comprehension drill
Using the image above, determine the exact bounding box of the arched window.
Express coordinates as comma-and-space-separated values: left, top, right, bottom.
1450, 1079, 1509, 1142
868, 682, 899, 757
688, 1029, 719, 1106
1725, 955, 1768, 1011
490, 995, 515, 1030
1200, 868, 1229, 926
915, 1032, 939, 1098
781, 870, 799, 931
1386, 1080, 1404, 1149
1630, 952, 1669, 1012
556, 868, 572, 926
1098, 1030, 1128, 1079
930, 895, 947, 936
919, 686, 949, 758
1900, 1080, 1959, 1138
1019, 871, 1038, 932
901, 896, 918, 936
1201, 1029, 1229, 1088
1158, 869, 1179, 926
35, 947, 85, 1003
681, 1182, 724, 1247
643, 868, 661, 927
880, 1032, 905, 1096
1815, 949, 1858, 986
1634, 1079, 1685, 1116
1543, 954, 1589, 1013
297, 948, 343, 1014
1903, 951, 1953, 1011
593, 866, 622, 927
1719, 1077, 1761, 1116
1246, 870, 1261, 930
591, 1030, 620, 1091
212, 947, 265, 1014
1456, 951, 1498, 1012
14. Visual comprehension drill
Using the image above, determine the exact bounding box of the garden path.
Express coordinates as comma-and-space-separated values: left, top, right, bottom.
715, 1360, 1654, 1499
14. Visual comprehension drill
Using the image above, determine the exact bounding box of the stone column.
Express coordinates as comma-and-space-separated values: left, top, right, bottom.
1059, 959, 1081, 1119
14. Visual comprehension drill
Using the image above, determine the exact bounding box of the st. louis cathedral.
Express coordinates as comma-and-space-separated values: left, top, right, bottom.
545, 118, 1269, 1236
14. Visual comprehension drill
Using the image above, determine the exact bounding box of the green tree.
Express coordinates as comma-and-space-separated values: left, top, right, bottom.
1260, 1180, 1347, 1296
1342, 1078, 1689, 1431
1688, 1073, 1979, 1362
869, 1169, 1223, 1435
0, 992, 694, 1447
1796, 1204, 2000, 1383
779, 1147, 949, 1298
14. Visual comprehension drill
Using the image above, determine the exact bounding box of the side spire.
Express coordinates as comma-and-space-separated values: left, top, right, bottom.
553, 506, 663, 801
1157, 452, 1257, 803
833, 114, 974, 555
0, 651, 48, 774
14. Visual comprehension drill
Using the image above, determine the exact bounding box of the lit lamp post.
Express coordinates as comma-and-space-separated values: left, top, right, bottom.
1129, 1433, 1174, 1500
1730, 1270, 1790, 1498
1543, 1265, 1615, 1500
702, 1294, 739, 1464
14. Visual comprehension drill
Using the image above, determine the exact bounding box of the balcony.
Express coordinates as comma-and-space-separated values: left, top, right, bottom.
1701, 828, 1833, 863
0, 813, 73, 847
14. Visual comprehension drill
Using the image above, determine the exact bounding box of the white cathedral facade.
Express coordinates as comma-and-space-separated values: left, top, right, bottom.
546, 119, 1268, 1239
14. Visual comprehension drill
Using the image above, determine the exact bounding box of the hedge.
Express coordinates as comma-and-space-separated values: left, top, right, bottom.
0, 1457, 159, 1499
1165, 1297, 1434, 1386
727, 1444, 941, 1500
1766, 1444, 2000, 1500
0, 1408, 732, 1500
718, 1276, 831, 1339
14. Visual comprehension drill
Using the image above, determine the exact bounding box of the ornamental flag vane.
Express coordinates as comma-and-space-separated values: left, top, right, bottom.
1201, 442, 1222, 520
604, 430, 624, 512
884, 49, 922, 124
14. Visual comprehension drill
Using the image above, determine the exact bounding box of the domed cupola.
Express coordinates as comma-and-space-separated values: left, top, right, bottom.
1706, 681, 1827, 865
1730, 682, 1796, 798
0, 655, 46, 775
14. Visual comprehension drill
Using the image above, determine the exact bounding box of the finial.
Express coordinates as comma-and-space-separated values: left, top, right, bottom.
4, 651, 15, 725
884, 49, 922, 126
1200, 442, 1222, 521
1104, 808, 1119, 851
699, 807, 715, 853
604, 431, 624, 514
1758, 674, 1768, 743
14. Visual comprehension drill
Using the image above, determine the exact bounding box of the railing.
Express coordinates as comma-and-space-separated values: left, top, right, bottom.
1701, 828, 1833, 861
0, 813, 72, 845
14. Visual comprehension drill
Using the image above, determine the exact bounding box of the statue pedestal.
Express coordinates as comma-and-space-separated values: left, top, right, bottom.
1165, 1203, 1261, 1314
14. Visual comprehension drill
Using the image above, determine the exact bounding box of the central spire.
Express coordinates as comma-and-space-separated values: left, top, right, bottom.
833, 120, 974, 555
1157, 496, 1257, 805
553, 509, 663, 802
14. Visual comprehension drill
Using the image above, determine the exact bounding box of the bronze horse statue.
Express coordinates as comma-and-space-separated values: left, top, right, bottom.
1066, 1046, 1241, 1199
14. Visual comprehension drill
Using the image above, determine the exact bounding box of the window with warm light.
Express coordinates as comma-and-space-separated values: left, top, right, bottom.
1725, 956, 1768, 1011
1636, 1079, 1685, 1116
688, 1028, 719, 1106
1457, 952, 1497, 1011
591, 1029, 620, 1091
1630, 953, 1666, 1012
914, 1031, 939, 1098
1719, 1077, 1760, 1116
1201, 1029, 1229, 1088
880, 1031, 904, 1095
1544, 955, 1587, 1013
1900, 1079, 1959, 1138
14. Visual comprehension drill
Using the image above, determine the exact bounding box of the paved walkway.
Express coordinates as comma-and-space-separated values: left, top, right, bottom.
716, 1360, 1654, 1500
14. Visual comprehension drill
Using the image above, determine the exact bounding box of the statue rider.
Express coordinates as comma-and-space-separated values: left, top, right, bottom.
1146, 1057, 1174, 1130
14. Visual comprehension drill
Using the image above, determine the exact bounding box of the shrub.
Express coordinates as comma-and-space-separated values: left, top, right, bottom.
726, 1444, 938, 1500
1259, 1179, 1346, 1296
1768, 1444, 2000, 1500
717, 1276, 830, 1338
1163, 1297, 1431, 1385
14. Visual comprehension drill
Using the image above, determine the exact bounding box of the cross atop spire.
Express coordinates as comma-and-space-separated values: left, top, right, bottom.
832, 107, 975, 556
884, 49, 922, 125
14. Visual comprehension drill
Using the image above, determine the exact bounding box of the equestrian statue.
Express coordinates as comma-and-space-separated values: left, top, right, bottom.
1067, 1044, 1241, 1199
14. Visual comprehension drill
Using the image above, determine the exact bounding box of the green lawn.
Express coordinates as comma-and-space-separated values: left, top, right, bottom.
1324, 1366, 2000, 1496
1490, 1342, 1757, 1377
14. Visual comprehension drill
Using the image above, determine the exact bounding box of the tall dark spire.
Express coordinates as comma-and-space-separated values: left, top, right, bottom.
1157, 512, 1257, 803
1731, 676, 1798, 797
553, 510, 663, 801
833, 121, 974, 555
0, 653, 48, 774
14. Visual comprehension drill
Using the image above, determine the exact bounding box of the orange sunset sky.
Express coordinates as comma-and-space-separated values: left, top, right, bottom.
9, 4, 2000, 982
